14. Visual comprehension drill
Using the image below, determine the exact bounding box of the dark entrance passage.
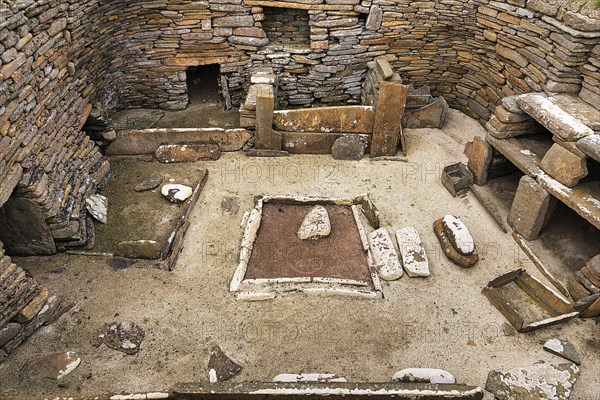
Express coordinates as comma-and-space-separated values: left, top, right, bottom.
186, 64, 221, 104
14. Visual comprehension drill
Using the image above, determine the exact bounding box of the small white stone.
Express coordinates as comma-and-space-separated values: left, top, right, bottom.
392, 368, 456, 384
442, 215, 475, 255
368, 228, 403, 281
86, 194, 108, 224
209, 369, 218, 383
544, 338, 564, 353
161, 184, 193, 203
396, 227, 430, 278
273, 373, 347, 383
57, 352, 81, 380
298, 205, 331, 240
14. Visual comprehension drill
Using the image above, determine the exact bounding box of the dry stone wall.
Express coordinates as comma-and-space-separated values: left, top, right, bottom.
103, 0, 599, 119
0, 0, 116, 249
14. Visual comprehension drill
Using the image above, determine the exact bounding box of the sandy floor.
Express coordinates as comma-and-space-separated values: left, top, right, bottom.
1, 110, 599, 399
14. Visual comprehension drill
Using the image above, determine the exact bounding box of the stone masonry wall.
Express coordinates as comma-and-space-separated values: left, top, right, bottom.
455, 0, 600, 123
0, 0, 115, 248
103, 0, 599, 118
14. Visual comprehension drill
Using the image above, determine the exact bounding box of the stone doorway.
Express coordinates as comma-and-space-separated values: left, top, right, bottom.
186, 64, 222, 105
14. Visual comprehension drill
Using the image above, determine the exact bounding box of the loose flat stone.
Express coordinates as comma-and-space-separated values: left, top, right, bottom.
464, 136, 493, 186
441, 215, 475, 255
0, 197, 57, 256
91, 322, 145, 355
516, 93, 594, 141
134, 172, 163, 192
298, 205, 331, 240
485, 363, 579, 400
368, 228, 403, 280
576, 135, 600, 163
24, 351, 81, 380
208, 345, 242, 383
161, 184, 193, 203
155, 143, 221, 163
392, 368, 456, 384
543, 339, 581, 365
402, 96, 449, 129
507, 176, 551, 241
395, 227, 430, 277
85, 194, 108, 224
0, 323, 21, 347
116, 240, 162, 260
273, 373, 347, 383
331, 135, 366, 160
540, 144, 588, 187
433, 219, 479, 268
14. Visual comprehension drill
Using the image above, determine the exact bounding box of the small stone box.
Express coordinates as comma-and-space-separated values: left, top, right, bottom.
441, 163, 473, 197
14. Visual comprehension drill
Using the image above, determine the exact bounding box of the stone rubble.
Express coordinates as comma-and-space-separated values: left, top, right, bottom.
485, 363, 579, 400
91, 322, 145, 355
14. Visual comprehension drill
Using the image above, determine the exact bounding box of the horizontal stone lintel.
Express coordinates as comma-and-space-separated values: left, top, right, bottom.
244, 0, 356, 11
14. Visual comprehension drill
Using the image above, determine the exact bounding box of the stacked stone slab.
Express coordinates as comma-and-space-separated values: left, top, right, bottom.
0, 0, 114, 251
239, 70, 278, 129
457, 0, 600, 124
0, 242, 74, 362
568, 254, 600, 319
361, 56, 401, 106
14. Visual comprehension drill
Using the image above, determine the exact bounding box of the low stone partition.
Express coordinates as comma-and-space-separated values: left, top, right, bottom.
106, 128, 253, 155
173, 381, 484, 399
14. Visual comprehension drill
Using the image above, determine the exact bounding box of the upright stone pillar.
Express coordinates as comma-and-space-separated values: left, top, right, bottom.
370, 82, 407, 157
255, 85, 279, 150
508, 176, 554, 240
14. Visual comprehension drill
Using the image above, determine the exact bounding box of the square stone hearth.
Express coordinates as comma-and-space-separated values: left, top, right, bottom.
230, 195, 382, 300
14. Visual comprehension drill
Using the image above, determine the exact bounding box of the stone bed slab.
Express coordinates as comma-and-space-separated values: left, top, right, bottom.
106, 128, 252, 155
516, 93, 594, 142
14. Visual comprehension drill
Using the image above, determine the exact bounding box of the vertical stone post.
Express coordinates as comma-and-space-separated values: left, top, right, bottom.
507, 175, 554, 240
255, 85, 280, 150
370, 82, 407, 157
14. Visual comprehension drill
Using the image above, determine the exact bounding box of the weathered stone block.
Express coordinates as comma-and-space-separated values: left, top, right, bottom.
507, 176, 551, 241
464, 136, 493, 186
540, 144, 588, 187
0, 197, 56, 256
331, 135, 366, 160
370, 82, 407, 157
273, 106, 375, 134
516, 93, 594, 141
